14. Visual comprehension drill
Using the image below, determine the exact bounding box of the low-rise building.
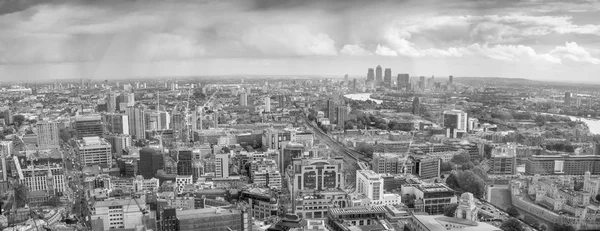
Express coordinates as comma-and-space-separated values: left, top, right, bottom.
401, 183, 457, 215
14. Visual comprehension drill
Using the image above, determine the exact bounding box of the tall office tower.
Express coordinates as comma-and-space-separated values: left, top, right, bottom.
367, 68, 375, 81
76, 137, 112, 167
397, 74, 410, 90
139, 148, 163, 179
449, 75, 453, 84
171, 112, 185, 133
127, 107, 146, 140
264, 97, 271, 112
106, 92, 118, 113
280, 142, 304, 174
118, 93, 135, 111
239, 91, 248, 107
384, 68, 392, 86
80, 79, 85, 88
412, 97, 420, 115
375, 65, 382, 83
443, 110, 468, 138
418, 76, 426, 90
336, 106, 349, 128
74, 115, 104, 138
144, 111, 162, 131
106, 134, 131, 157
2, 109, 11, 125
37, 120, 60, 150
327, 99, 337, 122
356, 170, 384, 202
215, 153, 229, 178
565, 92, 572, 105
104, 113, 129, 135
353, 79, 357, 91
177, 149, 193, 176
159, 111, 170, 129
344, 74, 349, 87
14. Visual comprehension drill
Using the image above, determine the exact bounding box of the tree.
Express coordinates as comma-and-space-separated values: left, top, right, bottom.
13, 182, 29, 208
443, 204, 458, 217
59, 128, 72, 142
441, 162, 456, 172
523, 215, 539, 228
500, 218, 525, 231
45, 196, 62, 207
453, 170, 486, 198
307, 114, 316, 121
472, 166, 488, 181
445, 173, 460, 190
356, 143, 375, 159
12, 115, 25, 127
450, 153, 471, 165
595, 194, 600, 201
507, 206, 520, 217
459, 162, 475, 170
222, 146, 231, 154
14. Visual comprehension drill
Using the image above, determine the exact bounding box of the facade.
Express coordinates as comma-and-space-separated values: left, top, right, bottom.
175, 175, 193, 193
367, 68, 374, 82
401, 183, 457, 215
175, 207, 250, 231
36, 120, 60, 149
525, 154, 600, 175
106, 134, 131, 157
177, 150, 193, 176
280, 142, 304, 174
90, 198, 149, 231
375, 65, 382, 83
410, 155, 441, 179
240, 188, 279, 219
294, 190, 348, 219
288, 157, 345, 194
127, 106, 146, 140
372, 152, 408, 175
76, 136, 112, 167
397, 74, 410, 90
443, 110, 468, 138
20, 164, 66, 194
264, 97, 271, 112
384, 68, 392, 86
240, 92, 248, 107
327, 99, 337, 121
133, 175, 159, 192
262, 128, 294, 150
490, 144, 517, 175
139, 148, 163, 179
215, 153, 229, 178
74, 115, 104, 138
336, 106, 348, 128
356, 170, 384, 202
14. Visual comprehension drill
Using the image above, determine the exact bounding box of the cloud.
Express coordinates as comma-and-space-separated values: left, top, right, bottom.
240, 24, 338, 56
375, 45, 398, 56
340, 44, 371, 56
137, 33, 207, 61
550, 42, 600, 64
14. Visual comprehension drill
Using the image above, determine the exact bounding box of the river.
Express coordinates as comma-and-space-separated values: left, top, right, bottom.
343, 93, 383, 104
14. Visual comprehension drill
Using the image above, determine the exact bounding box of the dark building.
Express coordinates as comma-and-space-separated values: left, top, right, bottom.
281, 143, 305, 174
412, 97, 420, 115
177, 150, 193, 176
449, 75, 453, 84
353, 79, 357, 91
384, 68, 392, 87
327, 99, 337, 122
140, 148, 164, 179
367, 68, 374, 82
74, 115, 104, 138
397, 74, 410, 90
410, 155, 441, 179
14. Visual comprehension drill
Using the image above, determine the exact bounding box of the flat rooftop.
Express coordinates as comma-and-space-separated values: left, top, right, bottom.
176, 207, 240, 220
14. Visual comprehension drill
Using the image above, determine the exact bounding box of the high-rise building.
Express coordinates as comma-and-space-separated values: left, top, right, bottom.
353, 79, 357, 91
418, 76, 426, 90
356, 170, 384, 202
177, 150, 193, 176
240, 92, 248, 107
384, 68, 392, 86
103, 113, 129, 135
336, 106, 348, 128
36, 120, 60, 150
327, 99, 337, 121
443, 110, 468, 138
127, 107, 146, 140
401, 183, 457, 215
215, 153, 229, 178
264, 97, 271, 112
412, 97, 420, 115
397, 74, 410, 90
76, 136, 112, 167
74, 115, 104, 138
280, 142, 304, 174
139, 148, 163, 179
367, 68, 375, 82
106, 92, 118, 113
449, 75, 453, 84
375, 65, 382, 83
106, 134, 131, 157
410, 155, 441, 179
565, 92, 572, 105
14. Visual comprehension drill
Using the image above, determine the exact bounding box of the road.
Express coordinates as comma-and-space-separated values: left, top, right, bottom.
60, 141, 90, 229
301, 116, 361, 188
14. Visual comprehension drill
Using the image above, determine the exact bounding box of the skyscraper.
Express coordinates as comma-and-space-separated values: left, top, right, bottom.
264, 97, 271, 112
375, 65, 382, 83
240, 92, 248, 107
384, 68, 392, 86
215, 153, 229, 178
327, 99, 337, 122
104, 113, 129, 135
74, 115, 104, 138
412, 97, 420, 115
177, 150, 193, 176
126, 106, 146, 140
565, 92, 572, 105
139, 148, 163, 179
336, 106, 349, 128
37, 120, 60, 150
367, 68, 374, 81
397, 74, 410, 90
107, 92, 118, 113
449, 75, 453, 84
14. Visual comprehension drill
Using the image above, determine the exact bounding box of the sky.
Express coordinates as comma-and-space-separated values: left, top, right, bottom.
0, 0, 599, 82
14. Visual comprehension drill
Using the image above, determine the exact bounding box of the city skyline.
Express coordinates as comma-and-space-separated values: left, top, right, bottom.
0, 0, 599, 82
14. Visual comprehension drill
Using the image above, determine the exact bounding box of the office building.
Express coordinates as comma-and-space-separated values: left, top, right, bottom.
336, 106, 348, 128
177, 149, 193, 176
240, 188, 279, 219
176, 175, 193, 193
90, 198, 151, 231
443, 110, 468, 138
525, 154, 600, 175
356, 170, 383, 201
375, 65, 382, 83
327, 99, 336, 121
262, 128, 294, 150
76, 136, 112, 167
367, 68, 375, 82
106, 134, 131, 157
327, 206, 388, 230
401, 183, 457, 215
565, 92, 572, 105
280, 142, 304, 174
20, 164, 66, 195
127, 107, 146, 140
175, 207, 251, 231
449, 75, 453, 84
139, 148, 163, 179
104, 113, 129, 135
240, 92, 248, 107
107, 92, 118, 113
384, 68, 392, 86
490, 144, 517, 175
397, 74, 410, 90
215, 153, 229, 178
260, 97, 269, 113
372, 152, 406, 175
412, 97, 420, 115
74, 115, 104, 138
410, 155, 441, 179
288, 157, 344, 194
36, 120, 60, 150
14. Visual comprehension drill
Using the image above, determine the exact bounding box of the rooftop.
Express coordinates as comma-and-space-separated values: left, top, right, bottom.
413, 183, 454, 193
176, 207, 240, 220
412, 215, 502, 231
329, 206, 387, 216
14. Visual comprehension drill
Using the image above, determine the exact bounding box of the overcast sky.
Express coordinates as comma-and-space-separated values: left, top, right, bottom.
0, 0, 599, 82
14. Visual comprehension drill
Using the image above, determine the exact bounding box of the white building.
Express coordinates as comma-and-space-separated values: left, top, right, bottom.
91, 198, 148, 230
76, 137, 112, 167
36, 120, 60, 150
176, 175, 193, 194
20, 164, 66, 194
356, 170, 402, 206
443, 110, 468, 138
215, 153, 229, 178
133, 175, 159, 192
264, 97, 271, 112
